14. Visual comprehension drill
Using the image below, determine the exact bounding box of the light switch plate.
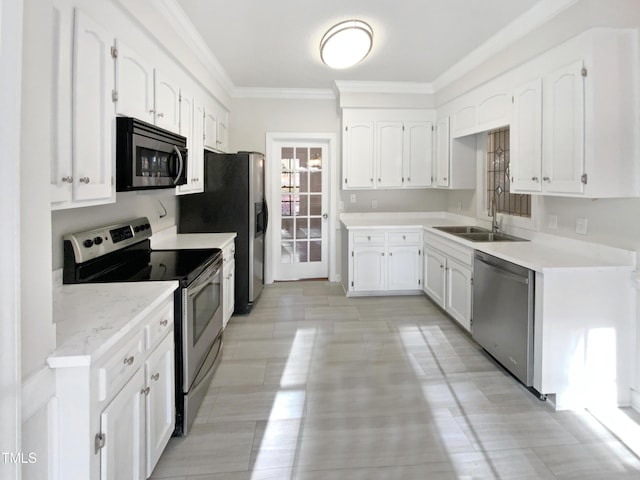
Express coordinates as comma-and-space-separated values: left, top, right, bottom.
576, 217, 588, 235
350, 194, 356, 203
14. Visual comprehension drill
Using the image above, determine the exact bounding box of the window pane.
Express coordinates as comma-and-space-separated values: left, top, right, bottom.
309, 218, 322, 239
310, 172, 322, 192
281, 194, 292, 216
297, 148, 309, 171
294, 241, 308, 263
309, 241, 321, 262
281, 241, 293, 264
296, 218, 308, 239
310, 148, 322, 170
309, 194, 321, 215
281, 218, 294, 239
299, 195, 309, 217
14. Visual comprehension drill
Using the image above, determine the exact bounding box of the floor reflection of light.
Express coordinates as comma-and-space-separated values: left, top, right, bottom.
588, 407, 640, 459
251, 328, 317, 479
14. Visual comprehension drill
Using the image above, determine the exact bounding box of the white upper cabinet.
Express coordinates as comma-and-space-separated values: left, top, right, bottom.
542, 60, 585, 194
177, 93, 204, 194
114, 42, 154, 123
434, 117, 450, 187
343, 120, 374, 189
50, 7, 116, 209
511, 78, 543, 192
375, 122, 404, 187
154, 71, 181, 133
203, 106, 218, 151
509, 28, 639, 197
403, 121, 433, 187
342, 109, 435, 190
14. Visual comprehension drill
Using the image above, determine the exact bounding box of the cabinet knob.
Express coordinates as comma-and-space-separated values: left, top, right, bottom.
531, 176, 539, 182
367, 236, 371, 241
160, 319, 169, 327
123, 356, 134, 366
370, 178, 373, 183
407, 177, 411, 182
443, 177, 447, 181
403, 235, 406, 240
79, 177, 90, 184
142, 387, 150, 396
543, 176, 551, 182
440, 264, 444, 269
61, 176, 73, 183
157, 112, 164, 118
149, 109, 155, 114
381, 252, 385, 256
389, 252, 393, 256
151, 373, 160, 382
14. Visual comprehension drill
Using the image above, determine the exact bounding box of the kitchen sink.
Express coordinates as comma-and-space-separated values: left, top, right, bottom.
455, 232, 528, 242
433, 225, 491, 234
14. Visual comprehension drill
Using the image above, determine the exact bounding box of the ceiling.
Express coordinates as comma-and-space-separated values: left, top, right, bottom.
176, 0, 542, 91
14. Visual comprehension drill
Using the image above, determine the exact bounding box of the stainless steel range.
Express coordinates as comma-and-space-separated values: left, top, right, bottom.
63, 217, 223, 435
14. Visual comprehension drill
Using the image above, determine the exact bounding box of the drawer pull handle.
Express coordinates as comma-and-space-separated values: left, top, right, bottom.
142, 387, 150, 396
151, 373, 160, 381
160, 319, 169, 327
123, 356, 135, 366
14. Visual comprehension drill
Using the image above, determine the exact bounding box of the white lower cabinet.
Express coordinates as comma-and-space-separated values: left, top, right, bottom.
423, 232, 473, 331
222, 240, 236, 328
348, 229, 423, 295
51, 297, 175, 480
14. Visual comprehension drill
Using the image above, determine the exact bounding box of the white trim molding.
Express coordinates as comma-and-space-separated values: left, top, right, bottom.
233, 87, 335, 100
334, 80, 434, 95
432, 0, 580, 91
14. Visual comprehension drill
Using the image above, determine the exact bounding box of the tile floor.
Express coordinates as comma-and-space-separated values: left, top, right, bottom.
151, 281, 640, 480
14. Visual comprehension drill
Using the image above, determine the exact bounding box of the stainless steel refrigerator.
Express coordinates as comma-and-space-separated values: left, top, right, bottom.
178, 151, 266, 313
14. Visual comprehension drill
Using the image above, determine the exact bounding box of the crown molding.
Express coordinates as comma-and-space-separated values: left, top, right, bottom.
232, 87, 336, 100
153, 0, 236, 95
432, 0, 580, 91
334, 81, 434, 95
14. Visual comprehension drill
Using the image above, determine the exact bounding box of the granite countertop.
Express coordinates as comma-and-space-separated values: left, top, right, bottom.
49, 281, 178, 368
340, 212, 635, 273
150, 226, 236, 250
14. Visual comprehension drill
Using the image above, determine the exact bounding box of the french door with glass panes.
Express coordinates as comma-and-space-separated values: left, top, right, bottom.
273, 143, 329, 280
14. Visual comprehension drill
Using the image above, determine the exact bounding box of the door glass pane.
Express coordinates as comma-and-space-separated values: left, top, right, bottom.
278, 145, 323, 266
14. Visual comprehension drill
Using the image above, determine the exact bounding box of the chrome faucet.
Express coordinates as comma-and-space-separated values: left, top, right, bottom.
490, 185, 504, 233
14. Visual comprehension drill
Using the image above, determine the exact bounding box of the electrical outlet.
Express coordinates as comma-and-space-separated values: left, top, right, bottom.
576, 217, 588, 235
548, 214, 558, 229
371, 199, 377, 209
350, 194, 357, 203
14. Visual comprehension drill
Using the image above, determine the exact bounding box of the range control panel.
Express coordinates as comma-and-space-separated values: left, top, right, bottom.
64, 217, 152, 264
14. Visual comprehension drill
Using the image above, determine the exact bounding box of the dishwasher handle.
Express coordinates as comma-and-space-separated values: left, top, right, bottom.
478, 261, 529, 285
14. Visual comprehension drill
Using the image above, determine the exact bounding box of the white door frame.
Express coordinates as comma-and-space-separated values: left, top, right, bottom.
1, 0, 24, 477
265, 132, 338, 284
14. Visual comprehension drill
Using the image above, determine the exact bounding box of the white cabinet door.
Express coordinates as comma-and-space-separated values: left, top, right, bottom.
224, 258, 235, 328
543, 60, 585, 194
114, 42, 154, 123
217, 117, 229, 153
50, 0, 73, 204
177, 92, 204, 194
511, 78, 542, 192
352, 246, 386, 291
203, 106, 218, 151
343, 121, 374, 189
423, 247, 446, 307
434, 117, 450, 187
445, 258, 472, 331
100, 368, 145, 480
145, 333, 175, 477
72, 9, 115, 202
403, 121, 433, 187
154, 71, 180, 134
375, 122, 403, 188
387, 246, 421, 291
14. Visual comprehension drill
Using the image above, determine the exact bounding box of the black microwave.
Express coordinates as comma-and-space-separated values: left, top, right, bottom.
116, 117, 188, 191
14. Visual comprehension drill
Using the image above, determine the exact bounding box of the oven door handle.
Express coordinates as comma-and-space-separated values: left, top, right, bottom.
173, 145, 184, 185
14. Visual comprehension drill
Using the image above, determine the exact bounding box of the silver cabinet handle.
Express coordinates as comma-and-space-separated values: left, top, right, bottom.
402, 235, 406, 240
79, 177, 90, 184
61, 176, 73, 183
151, 373, 160, 381
142, 387, 150, 395
370, 178, 373, 183
389, 252, 393, 256
378, 178, 381, 182
407, 177, 411, 182
443, 177, 447, 181
531, 176, 539, 182
381, 252, 385, 256
160, 319, 168, 327
543, 176, 550, 182
367, 236, 371, 241
156, 112, 164, 118
123, 356, 134, 366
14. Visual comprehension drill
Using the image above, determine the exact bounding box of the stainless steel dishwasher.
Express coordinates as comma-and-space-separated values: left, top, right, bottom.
472, 251, 534, 386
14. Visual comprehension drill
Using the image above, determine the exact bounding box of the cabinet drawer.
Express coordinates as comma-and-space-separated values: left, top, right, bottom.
352, 232, 385, 245
387, 231, 421, 244
98, 331, 144, 402
144, 300, 174, 351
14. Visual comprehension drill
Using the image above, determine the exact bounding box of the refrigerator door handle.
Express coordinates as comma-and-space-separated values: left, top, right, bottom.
263, 199, 269, 232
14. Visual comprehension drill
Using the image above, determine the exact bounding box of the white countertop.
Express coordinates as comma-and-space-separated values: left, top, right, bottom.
49, 281, 178, 368
150, 226, 236, 250
340, 212, 635, 273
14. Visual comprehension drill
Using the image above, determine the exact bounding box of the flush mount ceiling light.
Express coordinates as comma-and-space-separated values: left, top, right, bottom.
320, 20, 373, 69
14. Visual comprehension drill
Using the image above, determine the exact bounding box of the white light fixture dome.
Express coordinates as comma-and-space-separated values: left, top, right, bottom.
320, 20, 373, 69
